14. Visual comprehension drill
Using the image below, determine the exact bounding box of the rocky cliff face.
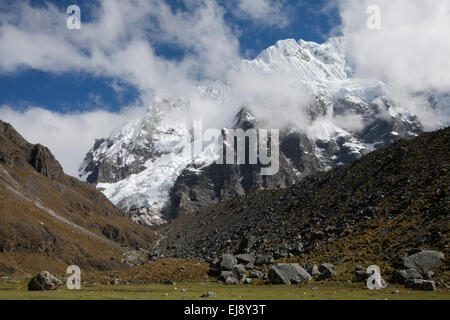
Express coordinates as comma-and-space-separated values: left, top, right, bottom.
166, 109, 300, 220
28, 144, 66, 182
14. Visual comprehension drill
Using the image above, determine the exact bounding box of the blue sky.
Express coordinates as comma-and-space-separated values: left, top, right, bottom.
0, 0, 340, 113
0, 0, 448, 176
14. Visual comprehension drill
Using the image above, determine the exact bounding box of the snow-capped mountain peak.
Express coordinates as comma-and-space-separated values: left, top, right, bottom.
251, 37, 347, 84
79, 37, 427, 226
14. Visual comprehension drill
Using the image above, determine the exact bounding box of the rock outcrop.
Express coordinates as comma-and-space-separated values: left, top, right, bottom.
268, 263, 312, 284
28, 271, 62, 291
404, 279, 436, 291
401, 250, 445, 275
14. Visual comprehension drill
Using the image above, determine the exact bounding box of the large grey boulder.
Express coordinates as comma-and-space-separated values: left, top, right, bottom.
268, 263, 312, 284
401, 250, 444, 275
404, 279, 436, 291
220, 254, 237, 271
219, 264, 246, 285
235, 254, 256, 265
392, 269, 423, 284
317, 263, 337, 280
28, 271, 62, 291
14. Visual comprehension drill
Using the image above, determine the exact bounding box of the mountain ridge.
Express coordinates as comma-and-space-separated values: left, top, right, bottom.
0, 120, 157, 275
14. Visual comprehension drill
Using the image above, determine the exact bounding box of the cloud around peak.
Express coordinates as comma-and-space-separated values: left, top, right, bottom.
338, 0, 450, 128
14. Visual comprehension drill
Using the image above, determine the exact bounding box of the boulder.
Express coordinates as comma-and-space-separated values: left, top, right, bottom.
268, 263, 312, 284
317, 263, 337, 280
255, 254, 274, 266
249, 270, 264, 279
304, 262, 320, 276
220, 254, 237, 271
421, 280, 436, 291
235, 254, 256, 265
28, 271, 62, 291
219, 271, 238, 284
401, 250, 444, 275
392, 269, 423, 284
244, 263, 255, 270
234, 264, 246, 280
201, 292, 217, 298
219, 264, 246, 284
404, 279, 436, 291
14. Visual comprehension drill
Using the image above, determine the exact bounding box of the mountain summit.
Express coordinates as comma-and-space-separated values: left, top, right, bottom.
79, 37, 427, 225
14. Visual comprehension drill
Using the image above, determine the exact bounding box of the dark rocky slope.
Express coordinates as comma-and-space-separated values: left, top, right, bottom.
0, 120, 157, 275
158, 127, 449, 269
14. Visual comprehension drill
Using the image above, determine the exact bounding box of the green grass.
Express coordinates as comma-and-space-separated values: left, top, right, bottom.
0, 278, 449, 300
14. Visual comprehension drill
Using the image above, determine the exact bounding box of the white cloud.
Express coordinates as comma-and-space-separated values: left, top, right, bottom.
0, 0, 240, 97
227, 63, 312, 129
0, 104, 146, 176
0, 0, 242, 175
338, 0, 450, 128
230, 0, 291, 28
